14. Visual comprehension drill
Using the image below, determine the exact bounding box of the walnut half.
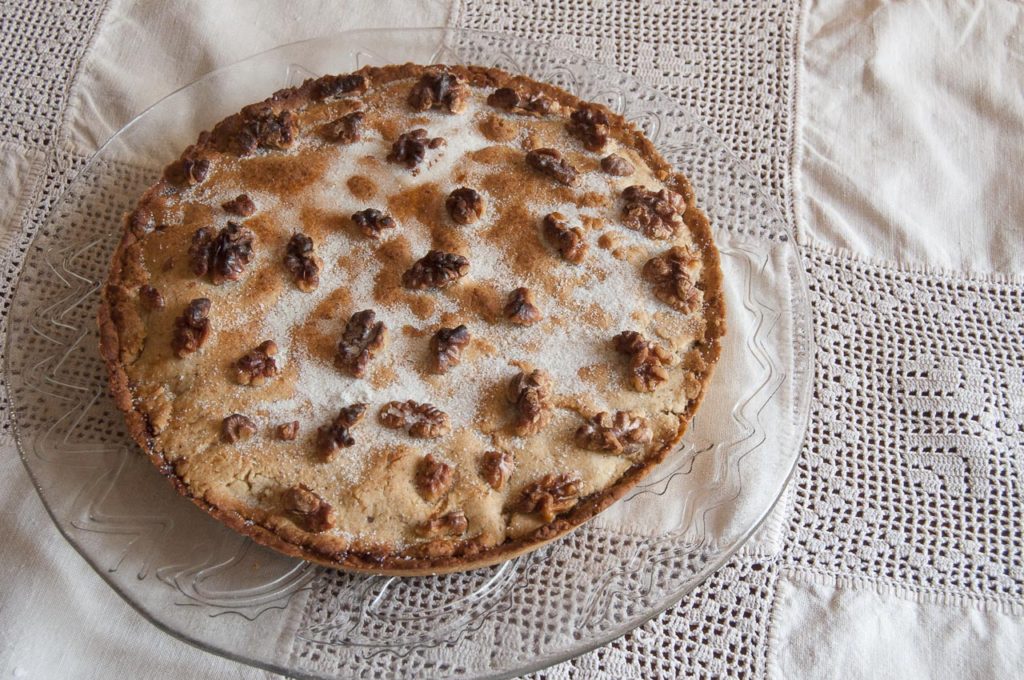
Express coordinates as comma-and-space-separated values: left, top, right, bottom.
415, 453, 454, 502
222, 194, 256, 216
228, 107, 297, 156
322, 110, 364, 144
276, 421, 299, 441
388, 128, 445, 169
312, 73, 367, 101
379, 400, 451, 439
486, 87, 559, 115
171, 298, 211, 357
601, 153, 635, 177
233, 340, 279, 386
430, 324, 471, 374
507, 369, 552, 436
164, 157, 210, 187
403, 250, 469, 290
283, 233, 321, 292
566, 104, 610, 151
574, 411, 653, 454
335, 309, 387, 378
542, 212, 588, 263
479, 450, 515, 491
446, 187, 485, 225
408, 71, 469, 113
283, 484, 335, 533
526, 148, 580, 187
513, 473, 581, 522
189, 222, 255, 285
621, 185, 686, 240
416, 509, 468, 538
642, 246, 701, 313
138, 284, 164, 311
504, 287, 542, 325
316, 403, 367, 461
351, 208, 396, 237
613, 330, 675, 392
221, 413, 256, 443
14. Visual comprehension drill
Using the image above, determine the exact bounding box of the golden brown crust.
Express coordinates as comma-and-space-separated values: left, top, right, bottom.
98, 63, 725, 574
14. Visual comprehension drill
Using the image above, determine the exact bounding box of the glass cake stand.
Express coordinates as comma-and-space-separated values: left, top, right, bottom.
5, 28, 812, 679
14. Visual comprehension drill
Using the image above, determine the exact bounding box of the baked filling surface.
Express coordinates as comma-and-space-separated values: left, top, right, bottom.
99, 64, 725, 574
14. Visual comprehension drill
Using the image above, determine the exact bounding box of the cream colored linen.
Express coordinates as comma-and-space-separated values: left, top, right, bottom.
62, 0, 456, 155
770, 570, 1024, 680
799, 0, 1024, 274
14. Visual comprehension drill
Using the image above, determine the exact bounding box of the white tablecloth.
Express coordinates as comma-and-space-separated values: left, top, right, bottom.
1, 1, 1021, 678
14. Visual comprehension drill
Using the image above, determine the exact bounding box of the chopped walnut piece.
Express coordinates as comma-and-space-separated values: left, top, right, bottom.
526, 148, 580, 186
171, 298, 211, 357
379, 400, 451, 439
221, 413, 256, 443
600, 153, 635, 176
408, 71, 469, 113
276, 421, 299, 441
351, 208, 396, 237
542, 212, 588, 263
164, 157, 210, 187
479, 450, 515, 491
322, 110, 364, 143
446, 187, 485, 225
415, 453, 454, 501
504, 287, 542, 325
283, 233, 321, 292
486, 87, 559, 115
233, 340, 279, 386
231, 108, 298, 155
387, 128, 445, 169
188, 222, 255, 285
311, 73, 367, 100
567, 104, 610, 151
513, 473, 581, 522
574, 411, 653, 454
283, 484, 335, 533
507, 369, 552, 436
417, 509, 468, 538
613, 330, 675, 392
621, 185, 686, 239
138, 284, 164, 310
316, 403, 367, 460
221, 194, 256, 216
430, 324, 471, 374
642, 246, 701, 313
403, 250, 469, 290
335, 309, 386, 378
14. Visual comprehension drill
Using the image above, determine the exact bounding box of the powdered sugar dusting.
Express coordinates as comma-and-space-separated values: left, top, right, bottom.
166, 77, 705, 496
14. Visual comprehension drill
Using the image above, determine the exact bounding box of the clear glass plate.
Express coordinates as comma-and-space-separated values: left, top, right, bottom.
5, 28, 812, 679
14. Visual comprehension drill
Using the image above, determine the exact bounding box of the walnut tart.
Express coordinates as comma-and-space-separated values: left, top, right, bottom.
99, 64, 725, 574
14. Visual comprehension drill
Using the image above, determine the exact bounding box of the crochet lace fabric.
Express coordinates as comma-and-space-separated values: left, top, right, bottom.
452, 1, 1024, 678
0, 0, 107, 430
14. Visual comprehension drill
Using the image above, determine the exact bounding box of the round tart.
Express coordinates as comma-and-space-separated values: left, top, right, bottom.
99, 64, 725, 574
